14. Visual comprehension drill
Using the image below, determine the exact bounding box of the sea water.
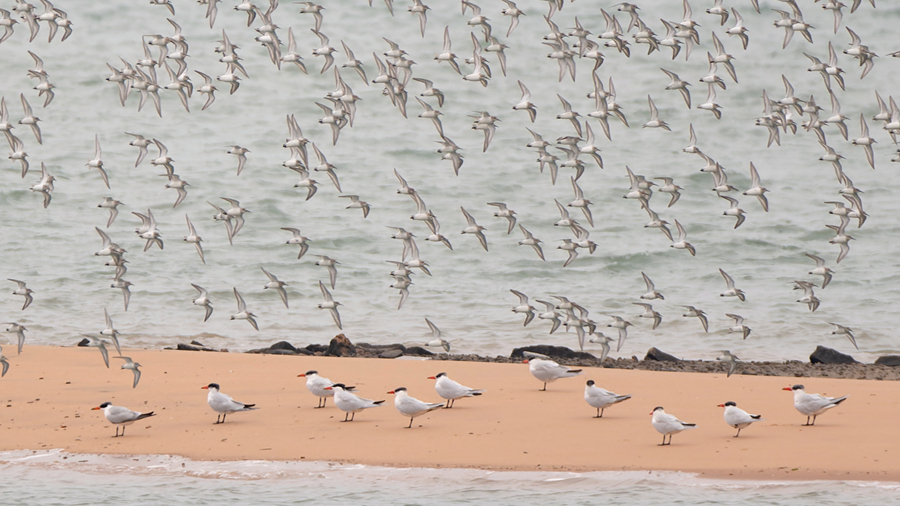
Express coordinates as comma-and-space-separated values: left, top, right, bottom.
3, 1, 899, 501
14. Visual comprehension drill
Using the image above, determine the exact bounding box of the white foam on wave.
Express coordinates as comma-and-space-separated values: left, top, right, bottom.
1, 449, 898, 494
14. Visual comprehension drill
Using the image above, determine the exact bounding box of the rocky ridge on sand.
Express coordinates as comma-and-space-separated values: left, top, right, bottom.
154, 335, 900, 381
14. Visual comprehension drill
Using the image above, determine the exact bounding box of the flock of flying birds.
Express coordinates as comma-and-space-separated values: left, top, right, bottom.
2, 0, 899, 388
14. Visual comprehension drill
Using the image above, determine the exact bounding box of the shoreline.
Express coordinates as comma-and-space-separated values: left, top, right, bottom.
3, 448, 899, 486
1, 346, 897, 481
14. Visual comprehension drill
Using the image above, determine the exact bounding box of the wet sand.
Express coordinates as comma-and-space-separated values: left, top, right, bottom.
0, 346, 896, 481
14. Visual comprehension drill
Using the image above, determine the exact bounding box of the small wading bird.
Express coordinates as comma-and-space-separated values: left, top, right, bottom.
717, 350, 740, 377
230, 287, 258, 330
191, 284, 213, 322
423, 317, 450, 352
8, 279, 33, 310
829, 322, 857, 350
0, 346, 9, 377
115, 356, 142, 388
5, 323, 26, 354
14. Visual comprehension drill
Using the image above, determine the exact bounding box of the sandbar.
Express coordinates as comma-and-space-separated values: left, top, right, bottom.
0, 346, 895, 481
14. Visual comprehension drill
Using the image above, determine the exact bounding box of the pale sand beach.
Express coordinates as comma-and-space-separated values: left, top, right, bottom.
0, 346, 896, 481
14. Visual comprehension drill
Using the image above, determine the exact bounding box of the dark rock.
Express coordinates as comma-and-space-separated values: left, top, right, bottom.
177, 342, 221, 352
810, 345, 856, 364
76, 338, 89, 347
356, 342, 406, 352
875, 355, 900, 367
509, 345, 595, 360
190, 340, 206, 347
403, 346, 434, 356
379, 348, 404, 359
268, 341, 299, 353
325, 334, 356, 357
246, 341, 314, 355
354, 343, 407, 358
644, 348, 680, 362
305, 344, 328, 353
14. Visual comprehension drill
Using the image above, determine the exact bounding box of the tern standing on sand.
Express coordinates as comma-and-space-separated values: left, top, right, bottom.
784, 384, 848, 426
719, 401, 763, 437
524, 358, 583, 391
429, 372, 484, 407
92, 402, 155, 437
584, 380, 631, 418
651, 406, 697, 445
202, 383, 258, 424
326, 383, 384, 421
299, 370, 346, 408
389, 387, 444, 428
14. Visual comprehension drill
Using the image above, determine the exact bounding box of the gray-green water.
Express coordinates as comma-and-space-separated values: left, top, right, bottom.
2, 0, 898, 362
2, 1, 898, 502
